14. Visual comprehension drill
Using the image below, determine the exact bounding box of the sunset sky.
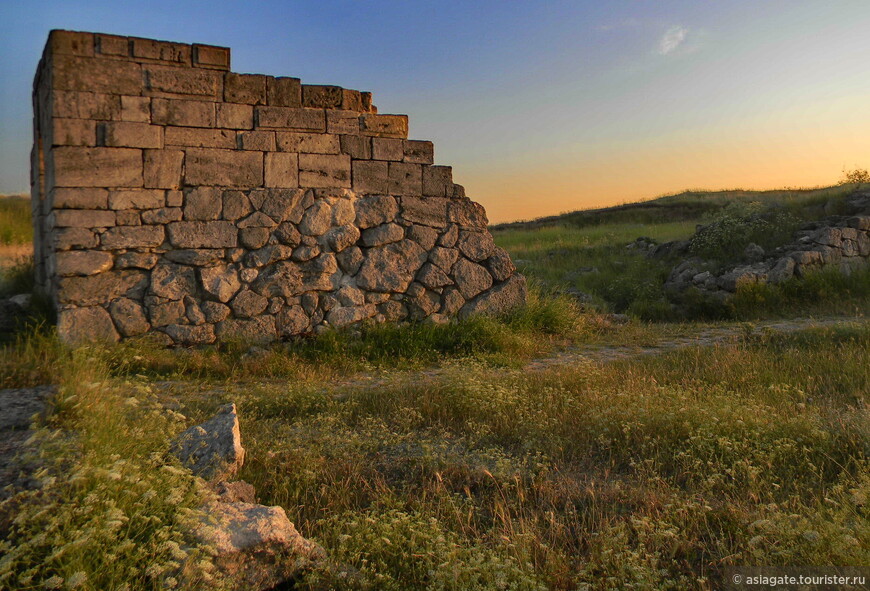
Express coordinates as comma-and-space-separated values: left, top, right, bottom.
2, 1, 869, 222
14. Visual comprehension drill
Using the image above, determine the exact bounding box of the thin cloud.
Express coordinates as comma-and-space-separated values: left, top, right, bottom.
658, 25, 689, 55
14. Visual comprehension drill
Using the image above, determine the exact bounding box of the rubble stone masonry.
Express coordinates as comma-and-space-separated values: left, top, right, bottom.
32, 31, 526, 344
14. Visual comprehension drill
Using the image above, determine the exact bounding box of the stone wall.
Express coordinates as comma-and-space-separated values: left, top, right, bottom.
32, 30, 526, 344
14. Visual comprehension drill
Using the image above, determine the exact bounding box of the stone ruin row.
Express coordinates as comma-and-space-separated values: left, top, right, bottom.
31, 30, 526, 345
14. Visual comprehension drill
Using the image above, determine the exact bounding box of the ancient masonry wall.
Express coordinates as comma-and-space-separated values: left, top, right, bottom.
32, 30, 526, 344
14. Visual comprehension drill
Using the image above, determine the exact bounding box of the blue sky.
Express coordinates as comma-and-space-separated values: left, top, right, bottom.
2, 1, 870, 221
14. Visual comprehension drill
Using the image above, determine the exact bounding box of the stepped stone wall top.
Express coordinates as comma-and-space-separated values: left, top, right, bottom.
31, 30, 526, 344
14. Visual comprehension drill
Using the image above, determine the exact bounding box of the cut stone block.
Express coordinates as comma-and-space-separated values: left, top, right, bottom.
265, 153, 299, 188
299, 154, 351, 188
193, 44, 231, 70
151, 98, 215, 127
100, 122, 163, 149
184, 149, 264, 187
144, 64, 223, 99
51, 147, 143, 188
144, 149, 184, 189
165, 127, 236, 149
108, 189, 165, 210
360, 114, 408, 138
302, 85, 342, 108
50, 118, 96, 146
52, 55, 141, 95
255, 107, 325, 131
217, 103, 254, 129
276, 132, 339, 154
167, 221, 239, 248
267, 77, 302, 107
225, 73, 267, 105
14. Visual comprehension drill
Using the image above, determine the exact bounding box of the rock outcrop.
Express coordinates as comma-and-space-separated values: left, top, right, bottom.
31, 31, 526, 345
172, 403, 321, 590
664, 212, 870, 299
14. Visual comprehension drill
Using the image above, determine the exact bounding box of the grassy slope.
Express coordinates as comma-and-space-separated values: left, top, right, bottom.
492, 184, 870, 320
1, 186, 868, 589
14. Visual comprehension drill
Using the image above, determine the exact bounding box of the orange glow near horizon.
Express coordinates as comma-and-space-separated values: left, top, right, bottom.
468, 98, 870, 223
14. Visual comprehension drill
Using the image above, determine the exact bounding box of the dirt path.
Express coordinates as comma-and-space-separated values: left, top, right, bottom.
323, 316, 867, 394
523, 316, 866, 372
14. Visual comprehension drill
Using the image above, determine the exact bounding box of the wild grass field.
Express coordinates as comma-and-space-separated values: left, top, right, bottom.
0, 187, 867, 590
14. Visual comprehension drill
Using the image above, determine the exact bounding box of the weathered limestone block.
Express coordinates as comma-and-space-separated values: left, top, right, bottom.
231, 290, 269, 318
185, 149, 264, 187
100, 225, 165, 249
255, 106, 325, 131
277, 132, 340, 154
172, 404, 245, 481
460, 275, 528, 319
52, 55, 141, 95
109, 297, 150, 337
52, 188, 108, 210
423, 165, 453, 197
416, 262, 452, 289
151, 98, 215, 128
51, 147, 142, 187
327, 110, 360, 135
50, 118, 96, 146
239, 131, 276, 151
100, 122, 163, 149
121, 96, 151, 122
401, 195, 448, 228
449, 200, 488, 229
360, 114, 408, 138
193, 44, 231, 70
457, 230, 496, 261
108, 189, 165, 210
57, 306, 120, 343
267, 77, 302, 108
144, 150, 184, 189
52, 209, 115, 228
326, 304, 376, 327
276, 305, 309, 336
298, 200, 333, 236
165, 127, 236, 148
407, 224, 438, 250
52, 90, 120, 121
302, 85, 342, 108
452, 258, 493, 300
55, 250, 113, 276
486, 247, 516, 282
404, 140, 434, 164
202, 301, 232, 323
168, 221, 238, 248
225, 73, 268, 105
192, 501, 321, 591
265, 153, 299, 188
57, 271, 148, 305
372, 137, 404, 161
116, 252, 159, 269
322, 225, 360, 252
429, 246, 460, 273
142, 207, 183, 224
341, 134, 371, 159
361, 223, 404, 247
201, 265, 242, 303
184, 187, 223, 221
352, 160, 389, 194
388, 162, 422, 195
357, 239, 426, 292
150, 262, 197, 300
253, 262, 303, 298
144, 64, 223, 99
299, 154, 351, 188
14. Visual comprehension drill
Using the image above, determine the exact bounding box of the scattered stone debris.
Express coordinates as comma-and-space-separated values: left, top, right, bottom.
663, 213, 870, 299
171, 403, 246, 481
171, 403, 322, 590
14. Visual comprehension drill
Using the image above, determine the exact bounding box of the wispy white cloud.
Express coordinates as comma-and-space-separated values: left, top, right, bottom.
658, 25, 689, 55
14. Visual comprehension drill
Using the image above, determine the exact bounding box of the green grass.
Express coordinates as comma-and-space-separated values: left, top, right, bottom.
493, 185, 870, 320
194, 323, 867, 589
0, 195, 32, 245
